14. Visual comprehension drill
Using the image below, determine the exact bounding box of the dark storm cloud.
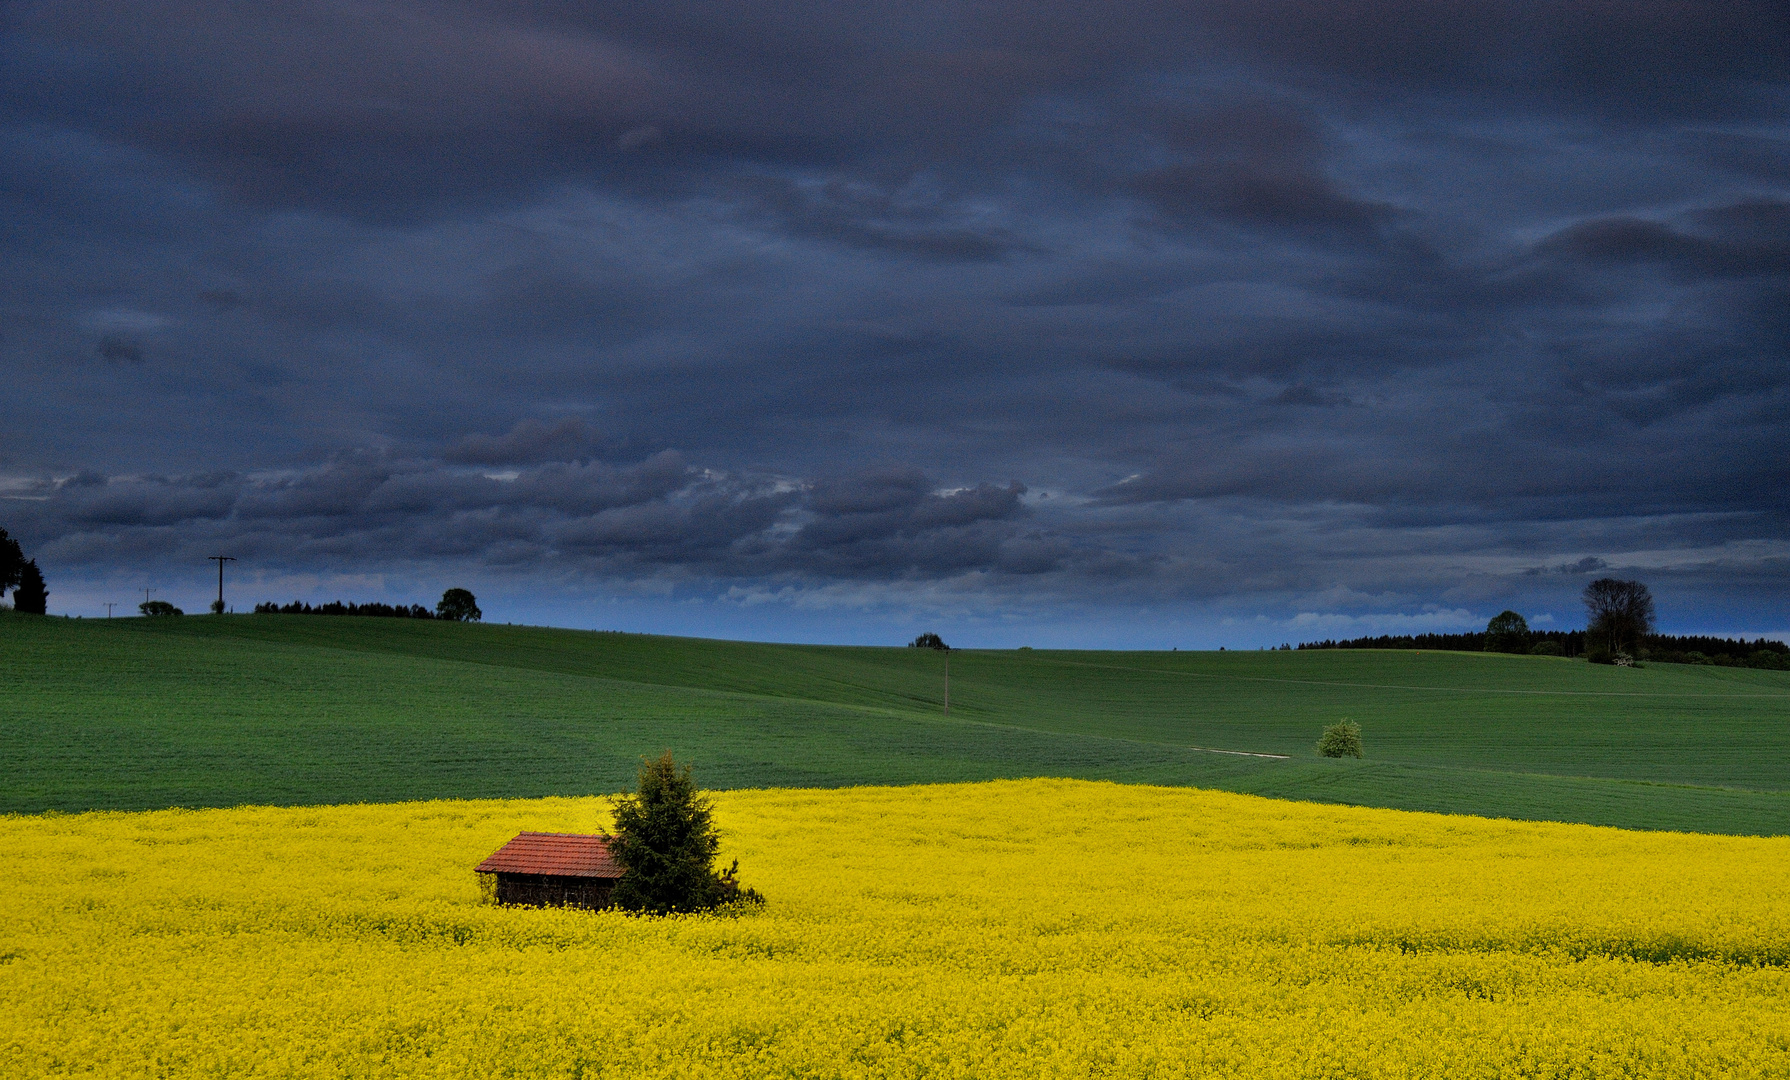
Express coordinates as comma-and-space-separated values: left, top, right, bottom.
2, 0, 1786, 634
1273, 384, 1359, 408
1537, 202, 1790, 280
9, 455, 1073, 588
793, 471, 1039, 575
13, 0, 1782, 221
729, 176, 1028, 262
1683, 131, 1790, 183
1126, 100, 1402, 246
1524, 556, 1610, 576
444, 418, 610, 465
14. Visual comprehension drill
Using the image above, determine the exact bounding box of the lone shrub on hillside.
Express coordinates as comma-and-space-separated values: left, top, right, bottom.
909, 632, 948, 650
610, 752, 761, 914
139, 600, 183, 617
1317, 720, 1363, 758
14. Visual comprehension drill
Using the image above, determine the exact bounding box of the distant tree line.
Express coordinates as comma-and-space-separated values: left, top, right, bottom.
1298, 630, 1785, 665
1297, 630, 1589, 654
254, 588, 482, 622
1643, 636, 1789, 669
255, 600, 441, 619
1299, 577, 1787, 669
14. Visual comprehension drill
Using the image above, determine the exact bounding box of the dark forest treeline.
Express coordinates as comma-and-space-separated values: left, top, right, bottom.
1644, 636, 1790, 669
1297, 630, 1585, 654
1298, 631, 1789, 669
253, 600, 438, 619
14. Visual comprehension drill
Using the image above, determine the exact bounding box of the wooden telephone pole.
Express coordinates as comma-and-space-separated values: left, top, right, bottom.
207, 555, 236, 614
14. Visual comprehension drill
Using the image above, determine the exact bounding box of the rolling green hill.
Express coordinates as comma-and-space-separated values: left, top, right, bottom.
3, 612, 1787, 833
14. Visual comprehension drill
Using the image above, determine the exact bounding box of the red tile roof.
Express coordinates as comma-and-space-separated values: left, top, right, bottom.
475, 832, 623, 878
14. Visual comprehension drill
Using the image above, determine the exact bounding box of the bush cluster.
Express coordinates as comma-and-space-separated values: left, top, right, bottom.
1317, 720, 1363, 759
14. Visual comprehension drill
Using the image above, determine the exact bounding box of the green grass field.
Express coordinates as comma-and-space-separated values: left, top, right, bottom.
4, 612, 1787, 833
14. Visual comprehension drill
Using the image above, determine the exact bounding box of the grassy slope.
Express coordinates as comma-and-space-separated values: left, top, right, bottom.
3, 612, 1787, 833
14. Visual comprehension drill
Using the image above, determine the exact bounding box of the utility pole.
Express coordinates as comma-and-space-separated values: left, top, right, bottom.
105, 603, 116, 619
207, 555, 236, 614
143, 587, 155, 606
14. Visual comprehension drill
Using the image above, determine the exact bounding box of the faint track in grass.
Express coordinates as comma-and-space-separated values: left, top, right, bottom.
1189, 746, 1290, 760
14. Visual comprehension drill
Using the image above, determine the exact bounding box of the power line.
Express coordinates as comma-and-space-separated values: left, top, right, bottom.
207, 555, 236, 614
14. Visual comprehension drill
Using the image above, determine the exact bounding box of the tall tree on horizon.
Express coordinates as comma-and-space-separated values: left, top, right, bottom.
1583, 578, 1655, 656
0, 527, 23, 605
436, 588, 481, 622
12, 560, 47, 615
1483, 610, 1531, 654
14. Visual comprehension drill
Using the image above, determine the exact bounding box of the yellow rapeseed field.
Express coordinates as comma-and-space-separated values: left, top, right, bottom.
3, 778, 1789, 1078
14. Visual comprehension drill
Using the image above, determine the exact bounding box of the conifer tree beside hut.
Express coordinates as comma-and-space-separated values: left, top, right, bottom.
609, 752, 760, 914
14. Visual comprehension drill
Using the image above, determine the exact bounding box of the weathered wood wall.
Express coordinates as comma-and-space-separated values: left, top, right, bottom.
485, 871, 616, 910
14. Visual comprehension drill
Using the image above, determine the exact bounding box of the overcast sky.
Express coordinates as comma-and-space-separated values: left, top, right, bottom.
3, 1, 1786, 646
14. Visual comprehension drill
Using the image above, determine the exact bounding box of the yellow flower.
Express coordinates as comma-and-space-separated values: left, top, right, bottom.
2, 779, 1787, 1078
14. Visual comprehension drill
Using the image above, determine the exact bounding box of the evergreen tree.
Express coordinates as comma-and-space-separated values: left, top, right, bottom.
609, 752, 758, 914
0, 527, 23, 603
11, 559, 46, 615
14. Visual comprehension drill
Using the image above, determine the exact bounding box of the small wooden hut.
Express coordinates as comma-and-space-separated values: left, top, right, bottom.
475, 831, 623, 909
